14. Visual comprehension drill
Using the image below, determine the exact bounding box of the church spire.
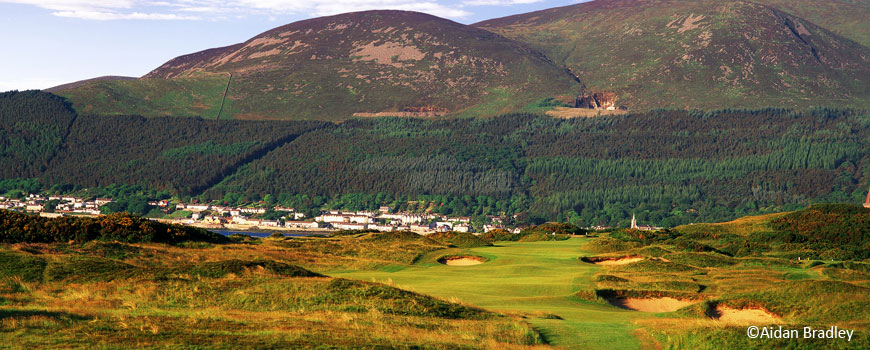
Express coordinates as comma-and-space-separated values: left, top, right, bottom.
864, 184, 870, 208
631, 213, 637, 229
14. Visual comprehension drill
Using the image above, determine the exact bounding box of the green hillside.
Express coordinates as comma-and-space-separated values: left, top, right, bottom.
58, 74, 230, 118
477, 0, 870, 111
58, 10, 581, 121
0, 91, 76, 178
205, 109, 870, 226
43, 113, 327, 194
3, 91, 870, 226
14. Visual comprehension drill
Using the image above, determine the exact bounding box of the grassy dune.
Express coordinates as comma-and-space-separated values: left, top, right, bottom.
2, 209, 868, 349
0, 237, 545, 349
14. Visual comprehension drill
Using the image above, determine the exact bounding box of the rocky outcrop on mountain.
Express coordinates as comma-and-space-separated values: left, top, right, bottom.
576, 92, 619, 109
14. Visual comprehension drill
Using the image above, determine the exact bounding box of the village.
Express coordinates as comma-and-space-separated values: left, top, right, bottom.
0, 194, 561, 235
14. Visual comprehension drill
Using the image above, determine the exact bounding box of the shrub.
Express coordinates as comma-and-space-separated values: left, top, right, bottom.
427, 231, 491, 248
0, 210, 227, 244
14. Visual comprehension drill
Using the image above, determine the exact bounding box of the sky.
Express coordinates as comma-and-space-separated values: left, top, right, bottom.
0, 0, 588, 91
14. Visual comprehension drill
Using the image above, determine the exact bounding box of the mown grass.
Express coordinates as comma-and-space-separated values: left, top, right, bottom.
335, 239, 649, 350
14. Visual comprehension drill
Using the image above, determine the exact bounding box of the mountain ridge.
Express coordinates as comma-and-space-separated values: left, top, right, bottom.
59, 10, 582, 121
476, 0, 870, 110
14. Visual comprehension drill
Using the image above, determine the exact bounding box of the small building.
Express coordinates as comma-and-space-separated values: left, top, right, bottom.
240, 208, 266, 214
483, 224, 504, 233
259, 220, 280, 227
333, 222, 368, 230
436, 221, 454, 229
370, 224, 395, 232
188, 204, 211, 212
410, 223, 434, 234
285, 221, 319, 229
630, 214, 659, 231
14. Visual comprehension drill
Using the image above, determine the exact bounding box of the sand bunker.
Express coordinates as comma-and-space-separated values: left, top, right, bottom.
438, 256, 486, 266
609, 297, 698, 312
714, 306, 779, 324
582, 256, 644, 266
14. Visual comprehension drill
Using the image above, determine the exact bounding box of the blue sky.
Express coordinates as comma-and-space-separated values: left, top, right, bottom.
0, 0, 587, 91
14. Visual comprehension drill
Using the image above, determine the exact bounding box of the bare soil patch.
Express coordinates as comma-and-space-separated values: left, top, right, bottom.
546, 107, 627, 119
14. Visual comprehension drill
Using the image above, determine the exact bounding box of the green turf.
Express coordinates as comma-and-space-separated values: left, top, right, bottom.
332, 238, 650, 349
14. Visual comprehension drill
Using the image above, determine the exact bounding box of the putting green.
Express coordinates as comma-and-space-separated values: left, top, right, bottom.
331, 238, 654, 349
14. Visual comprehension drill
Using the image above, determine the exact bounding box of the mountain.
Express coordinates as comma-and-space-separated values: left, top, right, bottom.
476, 0, 870, 110
44, 76, 135, 93
59, 10, 582, 120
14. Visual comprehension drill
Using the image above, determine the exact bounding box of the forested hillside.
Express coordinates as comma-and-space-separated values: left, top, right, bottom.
207, 109, 870, 226
43, 114, 327, 194
2, 91, 869, 226
0, 91, 77, 178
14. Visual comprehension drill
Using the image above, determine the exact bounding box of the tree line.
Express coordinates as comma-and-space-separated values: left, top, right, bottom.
1, 91, 868, 226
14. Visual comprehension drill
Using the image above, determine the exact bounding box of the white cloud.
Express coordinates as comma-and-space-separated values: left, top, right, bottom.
0, 0, 475, 20
2, 0, 134, 12
307, 1, 471, 18
52, 10, 199, 19
462, 0, 543, 5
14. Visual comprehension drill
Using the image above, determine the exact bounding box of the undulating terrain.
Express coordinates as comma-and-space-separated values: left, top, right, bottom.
48, 1, 870, 120
4, 2, 870, 348
56, 10, 581, 121
477, 0, 870, 110
2, 205, 868, 349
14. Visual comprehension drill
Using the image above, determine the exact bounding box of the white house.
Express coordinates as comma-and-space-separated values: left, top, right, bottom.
333, 222, 368, 230
285, 221, 319, 229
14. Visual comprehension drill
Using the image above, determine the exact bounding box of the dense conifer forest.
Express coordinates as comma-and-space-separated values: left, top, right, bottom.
0, 91, 77, 178
1, 91, 868, 226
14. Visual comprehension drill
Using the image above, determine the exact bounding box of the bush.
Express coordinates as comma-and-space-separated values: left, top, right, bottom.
0, 210, 227, 244
768, 204, 870, 259
427, 231, 492, 248
481, 229, 518, 242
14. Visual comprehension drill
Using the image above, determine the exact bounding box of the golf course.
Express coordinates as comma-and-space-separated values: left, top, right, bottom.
334, 239, 648, 349
1, 205, 868, 348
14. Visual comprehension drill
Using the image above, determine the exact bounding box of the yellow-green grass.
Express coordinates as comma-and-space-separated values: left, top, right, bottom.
0, 239, 546, 349
333, 239, 653, 349
673, 212, 788, 237
3, 228, 869, 349
586, 238, 870, 349
334, 236, 870, 349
